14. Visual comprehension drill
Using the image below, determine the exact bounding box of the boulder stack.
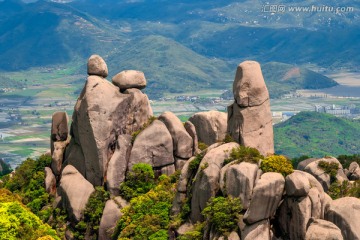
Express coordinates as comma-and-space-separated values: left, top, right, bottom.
227, 61, 274, 156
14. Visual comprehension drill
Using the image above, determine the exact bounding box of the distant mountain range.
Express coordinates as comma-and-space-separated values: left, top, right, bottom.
274, 111, 360, 158
0, 0, 358, 98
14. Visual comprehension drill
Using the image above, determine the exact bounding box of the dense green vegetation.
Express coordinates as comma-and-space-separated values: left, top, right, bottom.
1, 155, 52, 215
202, 196, 242, 236
0, 188, 59, 240
223, 145, 263, 166
119, 163, 156, 201
73, 187, 110, 240
275, 111, 360, 158
0, 158, 12, 177
261, 155, 294, 177
114, 174, 176, 240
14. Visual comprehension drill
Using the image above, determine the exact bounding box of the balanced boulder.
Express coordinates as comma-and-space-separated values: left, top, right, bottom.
87, 54, 108, 78
112, 70, 146, 90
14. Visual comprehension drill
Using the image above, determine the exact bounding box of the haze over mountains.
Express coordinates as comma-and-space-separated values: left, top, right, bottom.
0, 0, 359, 98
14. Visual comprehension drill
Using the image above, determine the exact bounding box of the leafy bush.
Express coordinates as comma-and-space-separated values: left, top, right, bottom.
337, 154, 360, 169
73, 187, 110, 239
0, 190, 59, 240
318, 161, 339, 181
202, 196, 242, 236
119, 163, 156, 201
260, 155, 294, 177
328, 180, 351, 199
189, 152, 205, 172
223, 146, 263, 166
177, 222, 205, 240
198, 142, 208, 151
3, 154, 52, 215
113, 175, 176, 240
223, 134, 235, 143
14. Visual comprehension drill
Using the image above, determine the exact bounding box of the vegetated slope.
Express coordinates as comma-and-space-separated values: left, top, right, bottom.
0, 0, 125, 70
262, 62, 338, 98
106, 35, 233, 99
274, 111, 360, 158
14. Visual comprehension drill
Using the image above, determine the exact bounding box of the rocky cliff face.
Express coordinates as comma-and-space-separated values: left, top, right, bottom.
45, 56, 360, 240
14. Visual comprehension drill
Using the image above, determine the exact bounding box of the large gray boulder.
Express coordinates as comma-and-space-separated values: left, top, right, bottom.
63, 138, 86, 177
303, 157, 343, 192
190, 142, 239, 222
70, 75, 152, 186
59, 165, 95, 222
87, 54, 108, 78
44, 167, 56, 196
297, 158, 318, 171
99, 197, 128, 240
227, 61, 274, 156
278, 196, 312, 240
112, 70, 146, 90
285, 171, 311, 197
128, 120, 174, 169
158, 111, 193, 158
305, 218, 343, 240
325, 197, 360, 239
188, 110, 227, 146
242, 219, 270, 240
244, 172, 285, 224
221, 162, 259, 209
106, 135, 132, 196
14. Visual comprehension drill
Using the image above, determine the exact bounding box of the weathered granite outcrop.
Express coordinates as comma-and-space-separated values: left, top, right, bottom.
59, 165, 95, 222
227, 61, 274, 156
189, 110, 227, 146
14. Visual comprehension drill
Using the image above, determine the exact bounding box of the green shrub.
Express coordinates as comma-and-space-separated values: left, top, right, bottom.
113, 175, 176, 240
223, 146, 263, 166
4, 154, 52, 215
189, 152, 205, 172
337, 154, 360, 169
198, 142, 208, 151
0, 197, 59, 240
260, 155, 294, 177
223, 134, 235, 143
73, 186, 110, 239
202, 196, 242, 236
318, 161, 339, 181
119, 163, 156, 201
177, 222, 205, 240
328, 180, 350, 199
